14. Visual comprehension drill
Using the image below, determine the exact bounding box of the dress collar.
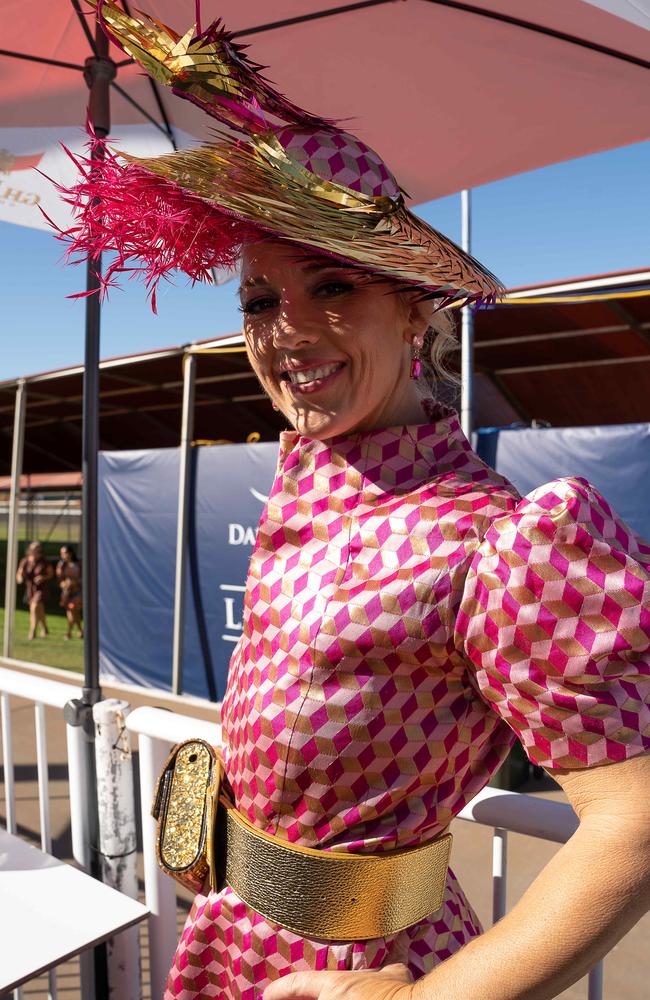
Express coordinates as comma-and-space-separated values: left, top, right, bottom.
276, 405, 475, 497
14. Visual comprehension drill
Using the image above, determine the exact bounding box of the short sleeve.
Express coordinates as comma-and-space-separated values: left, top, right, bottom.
456, 477, 650, 769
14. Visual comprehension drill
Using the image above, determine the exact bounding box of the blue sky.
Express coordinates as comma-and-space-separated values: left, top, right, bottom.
1, 139, 649, 383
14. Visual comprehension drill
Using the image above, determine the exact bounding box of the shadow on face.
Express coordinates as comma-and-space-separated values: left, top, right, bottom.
239, 241, 428, 439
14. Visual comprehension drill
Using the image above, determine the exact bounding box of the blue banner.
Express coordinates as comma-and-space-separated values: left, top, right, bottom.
98, 443, 279, 699
100, 423, 650, 700
476, 422, 650, 543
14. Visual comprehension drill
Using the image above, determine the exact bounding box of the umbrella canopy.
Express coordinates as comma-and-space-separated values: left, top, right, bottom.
1, 0, 649, 231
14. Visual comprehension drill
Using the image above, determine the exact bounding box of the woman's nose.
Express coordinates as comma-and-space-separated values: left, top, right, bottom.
271, 308, 321, 349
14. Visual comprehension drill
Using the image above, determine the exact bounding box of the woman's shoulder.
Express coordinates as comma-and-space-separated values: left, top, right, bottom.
423, 456, 521, 533
484, 475, 650, 562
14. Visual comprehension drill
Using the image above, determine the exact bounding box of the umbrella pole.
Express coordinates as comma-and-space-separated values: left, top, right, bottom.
63, 16, 116, 1000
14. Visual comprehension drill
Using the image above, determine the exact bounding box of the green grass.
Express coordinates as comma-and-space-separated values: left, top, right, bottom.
0, 607, 83, 674
0, 523, 80, 543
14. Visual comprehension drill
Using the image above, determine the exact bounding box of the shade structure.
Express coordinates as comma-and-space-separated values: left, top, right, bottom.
2, 267, 649, 477
1, 0, 650, 232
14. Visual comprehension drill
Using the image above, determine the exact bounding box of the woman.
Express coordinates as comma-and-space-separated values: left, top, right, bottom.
63, 5, 650, 998
16, 541, 53, 640
55, 545, 83, 640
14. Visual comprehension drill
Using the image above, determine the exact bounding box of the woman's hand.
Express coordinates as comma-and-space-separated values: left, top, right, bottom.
263, 962, 417, 1000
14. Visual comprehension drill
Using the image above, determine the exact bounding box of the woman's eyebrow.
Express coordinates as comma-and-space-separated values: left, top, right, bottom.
300, 260, 350, 273
239, 261, 351, 294
239, 276, 270, 292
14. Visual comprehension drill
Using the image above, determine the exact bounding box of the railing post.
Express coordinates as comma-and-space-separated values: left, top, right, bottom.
93, 699, 141, 999
3, 378, 26, 659
492, 827, 508, 923
588, 960, 604, 1000
64, 715, 97, 1000
171, 352, 197, 695
34, 702, 52, 854
460, 189, 474, 439
1, 691, 16, 834
138, 733, 178, 997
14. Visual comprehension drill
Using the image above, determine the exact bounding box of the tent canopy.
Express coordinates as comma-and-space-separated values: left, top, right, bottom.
1, 0, 649, 218
2, 267, 649, 477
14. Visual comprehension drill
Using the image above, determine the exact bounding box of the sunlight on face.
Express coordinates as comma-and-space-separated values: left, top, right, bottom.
239, 241, 427, 440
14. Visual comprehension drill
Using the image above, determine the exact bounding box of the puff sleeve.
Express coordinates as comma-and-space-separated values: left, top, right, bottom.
456, 477, 650, 769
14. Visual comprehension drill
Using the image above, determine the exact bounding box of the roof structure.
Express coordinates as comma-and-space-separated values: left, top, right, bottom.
3, 0, 650, 230
1, 268, 649, 479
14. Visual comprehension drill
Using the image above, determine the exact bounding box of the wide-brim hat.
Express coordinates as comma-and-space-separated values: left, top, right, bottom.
58, 1, 502, 310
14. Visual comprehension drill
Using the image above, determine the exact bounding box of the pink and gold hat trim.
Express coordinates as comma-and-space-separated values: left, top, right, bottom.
57, 1, 502, 310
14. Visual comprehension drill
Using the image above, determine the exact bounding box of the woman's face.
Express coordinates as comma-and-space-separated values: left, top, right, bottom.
240, 241, 426, 439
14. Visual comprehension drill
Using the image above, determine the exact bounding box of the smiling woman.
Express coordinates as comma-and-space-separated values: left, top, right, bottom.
57, 4, 650, 1000
239, 243, 448, 440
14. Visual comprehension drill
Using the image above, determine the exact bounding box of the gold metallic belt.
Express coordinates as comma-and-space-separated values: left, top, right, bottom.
152, 739, 452, 941
215, 802, 452, 940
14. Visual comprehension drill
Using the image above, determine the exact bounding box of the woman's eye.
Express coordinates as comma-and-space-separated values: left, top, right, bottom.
313, 280, 353, 298
241, 295, 278, 316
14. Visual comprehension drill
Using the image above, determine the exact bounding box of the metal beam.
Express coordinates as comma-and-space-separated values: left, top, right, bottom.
232, 0, 396, 38
70, 0, 99, 55
111, 81, 173, 139
460, 189, 473, 437
476, 322, 650, 350
3, 381, 26, 658
483, 370, 530, 422
120, 0, 178, 150
605, 302, 650, 347
171, 354, 197, 695
496, 354, 650, 377
420, 0, 650, 74
21, 434, 80, 472
0, 370, 256, 417
0, 49, 83, 70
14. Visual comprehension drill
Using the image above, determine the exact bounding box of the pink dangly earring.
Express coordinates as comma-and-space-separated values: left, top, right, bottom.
410, 337, 423, 380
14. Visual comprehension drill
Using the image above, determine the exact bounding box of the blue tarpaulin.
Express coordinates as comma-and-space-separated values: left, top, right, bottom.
475, 422, 650, 542
98, 443, 279, 699
99, 423, 649, 699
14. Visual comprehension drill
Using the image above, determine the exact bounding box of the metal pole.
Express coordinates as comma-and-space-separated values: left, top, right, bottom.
62, 16, 117, 1000
460, 188, 474, 438
491, 827, 508, 923
3, 379, 26, 659
81, 18, 117, 707
587, 961, 604, 1000
171, 352, 197, 695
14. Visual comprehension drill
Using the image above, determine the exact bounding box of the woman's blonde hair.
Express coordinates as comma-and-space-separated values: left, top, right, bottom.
418, 307, 461, 400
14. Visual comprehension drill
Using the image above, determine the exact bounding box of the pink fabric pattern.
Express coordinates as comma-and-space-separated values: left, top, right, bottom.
457, 477, 650, 768
165, 414, 650, 998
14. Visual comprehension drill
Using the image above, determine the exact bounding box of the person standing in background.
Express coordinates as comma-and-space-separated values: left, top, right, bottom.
16, 541, 53, 640
56, 545, 83, 640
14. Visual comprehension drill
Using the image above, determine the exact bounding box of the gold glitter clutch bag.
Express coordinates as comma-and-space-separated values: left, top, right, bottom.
151, 738, 223, 893
151, 739, 453, 937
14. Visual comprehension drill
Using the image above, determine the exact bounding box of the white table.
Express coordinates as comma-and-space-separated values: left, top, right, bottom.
0, 829, 149, 992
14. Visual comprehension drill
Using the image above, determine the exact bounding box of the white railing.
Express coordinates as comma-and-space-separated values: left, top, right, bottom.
0, 665, 87, 1000
1, 666, 606, 999
125, 706, 221, 998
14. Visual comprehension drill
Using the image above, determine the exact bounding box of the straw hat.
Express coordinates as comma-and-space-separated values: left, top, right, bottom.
59, 1, 502, 310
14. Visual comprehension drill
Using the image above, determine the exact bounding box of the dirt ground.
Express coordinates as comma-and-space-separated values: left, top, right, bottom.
1, 663, 648, 1000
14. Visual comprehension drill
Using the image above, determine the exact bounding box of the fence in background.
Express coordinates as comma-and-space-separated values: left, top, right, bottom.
0, 665, 606, 999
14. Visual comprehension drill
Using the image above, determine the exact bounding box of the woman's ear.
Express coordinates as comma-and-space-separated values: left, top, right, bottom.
402, 293, 432, 346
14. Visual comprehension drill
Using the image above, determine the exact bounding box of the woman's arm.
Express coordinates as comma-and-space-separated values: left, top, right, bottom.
264, 753, 650, 1000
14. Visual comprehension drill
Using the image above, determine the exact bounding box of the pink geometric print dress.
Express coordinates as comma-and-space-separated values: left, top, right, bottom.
165, 411, 650, 999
